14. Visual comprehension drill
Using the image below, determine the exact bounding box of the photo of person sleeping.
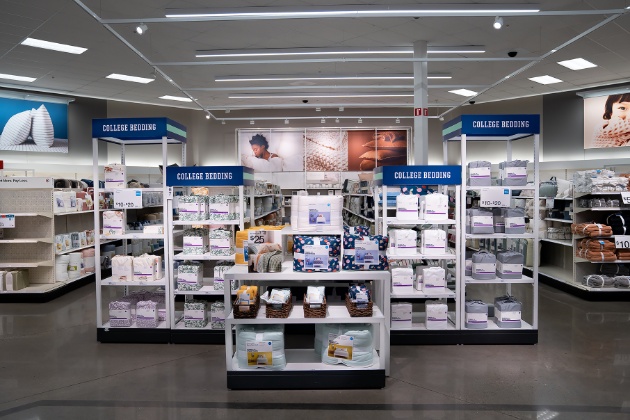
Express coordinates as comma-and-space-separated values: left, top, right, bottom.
587, 93, 630, 148
240, 130, 304, 172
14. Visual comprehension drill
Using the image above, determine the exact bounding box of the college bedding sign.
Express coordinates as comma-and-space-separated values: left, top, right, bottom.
166, 166, 255, 187
442, 114, 540, 140
92, 118, 187, 142
374, 165, 462, 186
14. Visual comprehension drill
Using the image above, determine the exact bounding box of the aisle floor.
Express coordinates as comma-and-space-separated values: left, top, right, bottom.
0, 284, 629, 419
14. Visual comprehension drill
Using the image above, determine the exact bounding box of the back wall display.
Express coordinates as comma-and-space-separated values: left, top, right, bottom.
584, 93, 630, 148
239, 129, 305, 172
0, 97, 69, 153
239, 128, 409, 173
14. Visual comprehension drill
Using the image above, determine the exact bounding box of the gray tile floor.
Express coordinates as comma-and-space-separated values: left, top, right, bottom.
1, 283, 629, 419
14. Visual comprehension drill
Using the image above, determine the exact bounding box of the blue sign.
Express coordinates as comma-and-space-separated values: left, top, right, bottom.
92, 118, 186, 142
443, 114, 540, 140
166, 166, 255, 187
374, 165, 462, 186
0, 97, 68, 153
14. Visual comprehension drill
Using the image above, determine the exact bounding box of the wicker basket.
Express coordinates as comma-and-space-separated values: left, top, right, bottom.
345, 294, 373, 317
233, 296, 260, 319
265, 293, 293, 318
303, 294, 327, 318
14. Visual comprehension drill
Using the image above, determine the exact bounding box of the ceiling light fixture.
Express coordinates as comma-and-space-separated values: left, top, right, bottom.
166, 5, 540, 20
197, 46, 484, 58
321, 118, 326, 123
529, 75, 563, 85
221, 120, 226, 124
339, 106, 344, 111
135, 23, 148, 35
493, 16, 503, 29
0, 73, 36, 82
159, 95, 193, 102
21, 37, 87, 54
557, 58, 597, 70
285, 119, 289, 124
106, 73, 155, 84
316, 107, 321, 111
215, 74, 452, 82
395, 118, 400, 124
449, 89, 478, 97
205, 112, 211, 119
358, 118, 363, 124
229, 93, 413, 99
250, 120, 255, 125
335, 118, 340, 123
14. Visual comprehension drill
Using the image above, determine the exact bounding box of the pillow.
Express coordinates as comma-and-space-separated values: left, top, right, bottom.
31, 105, 54, 147
362, 140, 407, 149
0, 109, 32, 146
360, 160, 376, 171
358, 150, 406, 160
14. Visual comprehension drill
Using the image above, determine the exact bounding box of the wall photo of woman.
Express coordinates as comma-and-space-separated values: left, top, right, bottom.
590, 93, 630, 148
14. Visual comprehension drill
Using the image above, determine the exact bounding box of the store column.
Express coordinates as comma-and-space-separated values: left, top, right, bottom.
413, 40, 429, 165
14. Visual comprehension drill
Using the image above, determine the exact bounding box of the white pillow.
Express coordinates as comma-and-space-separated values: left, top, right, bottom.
31, 105, 54, 147
0, 109, 32, 146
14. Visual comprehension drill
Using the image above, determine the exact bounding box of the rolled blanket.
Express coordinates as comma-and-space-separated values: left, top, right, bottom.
600, 263, 630, 276
582, 274, 615, 288
579, 239, 616, 252
614, 276, 630, 288
584, 250, 617, 262
571, 223, 613, 237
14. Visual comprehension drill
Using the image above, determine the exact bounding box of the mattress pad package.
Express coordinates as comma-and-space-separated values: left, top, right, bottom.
496, 251, 524, 279
316, 324, 374, 367
465, 300, 488, 329
471, 251, 496, 280
468, 161, 492, 186
236, 324, 286, 370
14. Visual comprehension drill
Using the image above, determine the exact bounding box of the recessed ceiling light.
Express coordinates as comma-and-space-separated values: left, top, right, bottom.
106, 73, 155, 84
529, 75, 562, 85
229, 93, 413, 99
449, 89, 478, 97
0, 73, 36, 82
159, 95, 193, 102
21, 37, 87, 54
557, 58, 597, 71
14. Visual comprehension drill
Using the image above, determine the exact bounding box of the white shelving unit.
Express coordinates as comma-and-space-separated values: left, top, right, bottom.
165, 165, 252, 344
92, 117, 186, 343
374, 165, 462, 345
223, 262, 389, 389
342, 191, 377, 232
443, 114, 540, 344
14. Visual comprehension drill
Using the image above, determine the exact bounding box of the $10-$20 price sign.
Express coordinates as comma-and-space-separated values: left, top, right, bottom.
114, 189, 143, 209
480, 188, 511, 208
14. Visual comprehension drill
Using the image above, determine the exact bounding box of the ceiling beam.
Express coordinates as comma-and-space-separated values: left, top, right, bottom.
183, 85, 489, 91
153, 57, 536, 66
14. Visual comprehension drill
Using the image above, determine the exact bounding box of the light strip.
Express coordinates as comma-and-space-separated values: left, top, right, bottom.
106, 73, 155, 84
21, 37, 87, 54
215, 74, 452, 82
159, 95, 193, 102
449, 89, 478, 97
196, 46, 484, 58
167, 5, 540, 19
229, 94, 414, 99
0, 73, 36, 82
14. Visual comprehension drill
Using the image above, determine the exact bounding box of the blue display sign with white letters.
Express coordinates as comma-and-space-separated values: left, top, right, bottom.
442, 114, 540, 140
92, 117, 186, 142
166, 166, 255, 187
374, 165, 462, 186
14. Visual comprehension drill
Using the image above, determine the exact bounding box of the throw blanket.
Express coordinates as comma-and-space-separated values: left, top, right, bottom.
571, 223, 613, 237
584, 250, 617, 262
578, 239, 616, 252
591, 118, 630, 148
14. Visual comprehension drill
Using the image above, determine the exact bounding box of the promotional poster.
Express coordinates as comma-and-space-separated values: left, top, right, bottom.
584, 93, 630, 149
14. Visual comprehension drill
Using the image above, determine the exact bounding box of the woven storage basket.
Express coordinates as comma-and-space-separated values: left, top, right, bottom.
303, 294, 327, 318
233, 296, 260, 319
265, 293, 293, 318
345, 294, 373, 317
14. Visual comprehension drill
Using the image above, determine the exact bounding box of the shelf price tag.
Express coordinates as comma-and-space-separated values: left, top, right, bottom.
114, 189, 143, 209
615, 235, 630, 249
480, 188, 510, 208
621, 192, 630, 205
0, 214, 15, 228
248, 230, 268, 245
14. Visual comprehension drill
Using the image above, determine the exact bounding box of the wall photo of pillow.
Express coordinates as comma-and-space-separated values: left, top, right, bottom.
348, 129, 408, 171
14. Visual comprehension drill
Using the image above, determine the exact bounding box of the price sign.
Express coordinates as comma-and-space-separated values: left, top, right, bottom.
114, 189, 143, 209
480, 188, 511, 208
248, 230, 268, 244
615, 235, 630, 249
621, 192, 630, 205
0, 214, 15, 228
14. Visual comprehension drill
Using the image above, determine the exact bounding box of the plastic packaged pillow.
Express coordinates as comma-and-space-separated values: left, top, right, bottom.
317, 323, 374, 367
236, 325, 286, 370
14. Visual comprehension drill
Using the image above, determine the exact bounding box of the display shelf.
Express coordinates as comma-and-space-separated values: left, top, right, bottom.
538, 265, 574, 283
344, 193, 372, 197
101, 277, 167, 286
280, 226, 344, 236
465, 233, 536, 239
583, 191, 624, 195
386, 217, 456, 226
54, 209, 100, 216
540, 238, 572, 247
228, 303, 384, 325
100, 233, 171, 240
466, 185, 536, 191
173, 219, 241, 226
0, 261, 53, 268
550, 197, 573, 201
102, 187, 165, 193
391, 288, 456, 299
225, 261, 390, 282
0, 238, 52, 244
174, 284, 236, 295
173, 319, 223, 331
101, 320, 168, 329
173, 252, 235, 261
253, 208, 281, 220
0, 271, 94, 294
230, 349, 381, 372
575, 207, 624, 212
386, 250, 455, 260
342, 207, 375, 223
56, 239, 118, 255
544, 218, 572, 223
392, 312, 457, 331
254, 193, 282, 198
464, 275, 534, 284
10, 212, 51, 218
481, 319, 534, 330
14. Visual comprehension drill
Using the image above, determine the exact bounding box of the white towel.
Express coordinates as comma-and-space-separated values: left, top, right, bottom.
111, 255, 133, 281
421, 229, 446, 255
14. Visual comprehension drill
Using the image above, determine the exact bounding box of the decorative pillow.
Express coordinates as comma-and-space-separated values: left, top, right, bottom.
360, 160, 376, 171
31, 105, 54, 147
0, 109, 32, 146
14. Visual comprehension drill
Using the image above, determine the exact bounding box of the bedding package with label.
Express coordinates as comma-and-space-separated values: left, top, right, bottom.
236, 325, 286, 370
342, 231, 389, 270
293, 235, 341, 272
